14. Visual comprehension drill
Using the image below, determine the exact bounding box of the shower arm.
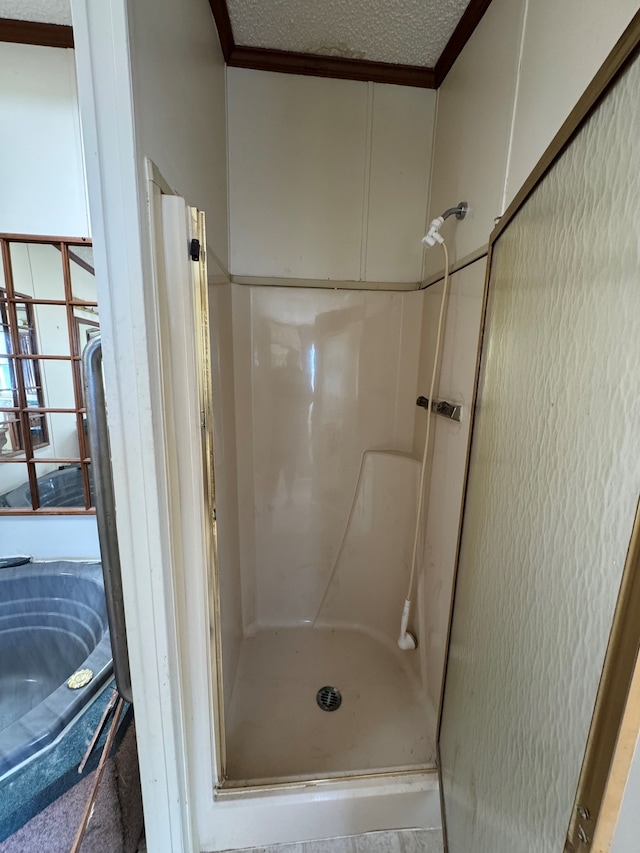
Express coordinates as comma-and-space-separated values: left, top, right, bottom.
441, 202, 468, 221
422, 201, 467, 247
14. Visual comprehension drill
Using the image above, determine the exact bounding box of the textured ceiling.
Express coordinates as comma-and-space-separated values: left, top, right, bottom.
227, 0, 472, 67
0, 0, 71, 25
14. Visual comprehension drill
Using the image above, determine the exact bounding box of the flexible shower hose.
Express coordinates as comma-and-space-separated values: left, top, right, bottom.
399, 239, 451, 649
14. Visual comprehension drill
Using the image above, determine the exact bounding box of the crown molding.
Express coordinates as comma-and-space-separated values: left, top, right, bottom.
434, 0, 494, 85
0, 18, 73, 49
209, 0, 493, 89
229, 45, 436, 88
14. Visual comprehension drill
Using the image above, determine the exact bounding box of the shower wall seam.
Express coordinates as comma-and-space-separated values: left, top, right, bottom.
358, 81, 375, 283
500, 0, 530, 215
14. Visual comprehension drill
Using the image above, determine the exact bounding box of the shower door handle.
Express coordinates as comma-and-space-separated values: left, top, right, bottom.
82, 335, 133, 704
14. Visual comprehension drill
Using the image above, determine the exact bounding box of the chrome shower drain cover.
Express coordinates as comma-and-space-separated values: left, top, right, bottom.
316, 685, 342, 712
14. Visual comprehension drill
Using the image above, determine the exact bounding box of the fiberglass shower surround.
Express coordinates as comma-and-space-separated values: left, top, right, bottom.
216, 204, 467, 784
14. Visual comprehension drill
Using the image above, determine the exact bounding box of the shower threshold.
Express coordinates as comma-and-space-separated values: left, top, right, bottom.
222, 627, 435, 787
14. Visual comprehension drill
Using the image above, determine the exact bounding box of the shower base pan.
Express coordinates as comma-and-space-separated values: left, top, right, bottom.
223, 627, 434, 785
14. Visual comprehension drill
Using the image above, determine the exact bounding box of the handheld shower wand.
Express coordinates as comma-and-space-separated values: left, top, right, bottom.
397, 202, 467, 652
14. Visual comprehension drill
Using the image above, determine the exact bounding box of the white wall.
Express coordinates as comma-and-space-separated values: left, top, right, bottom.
128, 2, 229, 267
0, 517, 99, 558
425, 0, 639, 276
0, 42, 89, 238
228, 69, 436, 284
73, 1, 229, 850
0, 41, 98, 557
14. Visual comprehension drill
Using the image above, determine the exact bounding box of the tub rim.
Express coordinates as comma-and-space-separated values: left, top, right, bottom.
0, 559, 113, 780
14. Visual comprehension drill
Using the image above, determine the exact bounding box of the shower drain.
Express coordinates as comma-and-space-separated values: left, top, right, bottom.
316, 685, 342, 712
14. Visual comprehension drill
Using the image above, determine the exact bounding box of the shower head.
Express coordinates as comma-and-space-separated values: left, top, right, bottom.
421, 201, 468, 248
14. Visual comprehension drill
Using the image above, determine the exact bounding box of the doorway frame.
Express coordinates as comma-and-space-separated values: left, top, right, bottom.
70, 2, 197, 850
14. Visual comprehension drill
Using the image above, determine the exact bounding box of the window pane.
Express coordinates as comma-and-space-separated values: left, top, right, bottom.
45, 412, 80, 459
10, 242, 66, 300
0, 297, 10, 357
0, 461, 31, 508
28, 303, 69, 356
0, 358, 18, 409
0, 410, 25, 456
35, 461, 86, 509
37, 358, 75, 410
73, 306, 100, 357
69, 246, 96, 302
28, 412, 48, 450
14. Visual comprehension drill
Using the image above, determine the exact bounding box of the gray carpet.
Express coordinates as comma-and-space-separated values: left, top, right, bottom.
0, 723, 143, 853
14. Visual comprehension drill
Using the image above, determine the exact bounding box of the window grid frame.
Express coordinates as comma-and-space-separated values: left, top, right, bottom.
0, 234, 97, 515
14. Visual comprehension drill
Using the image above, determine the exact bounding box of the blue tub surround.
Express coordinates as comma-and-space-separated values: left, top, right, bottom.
0, 560, 112, 779
0, 679, 133, 843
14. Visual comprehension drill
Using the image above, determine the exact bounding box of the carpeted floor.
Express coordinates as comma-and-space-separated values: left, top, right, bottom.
0, 723, 143, 853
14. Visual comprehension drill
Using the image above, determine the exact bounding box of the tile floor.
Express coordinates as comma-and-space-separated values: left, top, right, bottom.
216, 829, 444, 853
225, 627, 433, 782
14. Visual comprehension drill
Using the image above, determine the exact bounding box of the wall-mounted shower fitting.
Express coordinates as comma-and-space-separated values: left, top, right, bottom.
421, 201, 468, 248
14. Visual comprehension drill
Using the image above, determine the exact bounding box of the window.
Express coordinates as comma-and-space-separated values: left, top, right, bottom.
0, 297, 49, 453
0, 235, 98, 513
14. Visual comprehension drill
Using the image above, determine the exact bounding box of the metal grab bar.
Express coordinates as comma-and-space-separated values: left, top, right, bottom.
416, 395, 462, 422
82, 336, 132, 703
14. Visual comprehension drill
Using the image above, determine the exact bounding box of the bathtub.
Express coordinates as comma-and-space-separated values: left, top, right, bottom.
0, 560, 112, 779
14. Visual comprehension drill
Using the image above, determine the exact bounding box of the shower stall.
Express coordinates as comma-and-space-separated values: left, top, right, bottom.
207, 265, 485, 789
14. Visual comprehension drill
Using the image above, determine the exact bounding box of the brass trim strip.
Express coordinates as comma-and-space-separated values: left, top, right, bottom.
436, 242, 494, 747
190, 207, 228, 783
591, 652, 640, 851
215, 766, 438, 799
419, 245, 489, 290
564, 499, 640, 853
229, 274, 422, 292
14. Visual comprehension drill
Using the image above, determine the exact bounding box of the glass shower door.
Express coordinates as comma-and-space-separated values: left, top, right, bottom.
439, 46, 640, 853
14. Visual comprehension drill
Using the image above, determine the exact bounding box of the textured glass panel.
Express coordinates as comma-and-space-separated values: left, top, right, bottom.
440, 54, 640, 853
